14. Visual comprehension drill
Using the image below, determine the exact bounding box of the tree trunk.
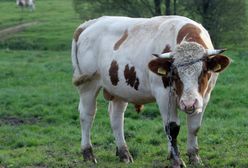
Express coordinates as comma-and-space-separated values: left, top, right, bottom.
154, 0, 162, 16
202, 0, 210, 15
165, 0, 171, 15
201, 0, 219, 47
173, 0, 176, 15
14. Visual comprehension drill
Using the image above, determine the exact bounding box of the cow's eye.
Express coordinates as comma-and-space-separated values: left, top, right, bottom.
173, 75, 178, 80
172, 70, 179, 80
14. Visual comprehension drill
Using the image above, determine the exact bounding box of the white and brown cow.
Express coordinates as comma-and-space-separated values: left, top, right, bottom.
16, 0, 35, 11
71, 16, 230, 167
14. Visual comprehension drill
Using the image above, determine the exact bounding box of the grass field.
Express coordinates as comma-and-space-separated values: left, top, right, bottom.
0, 0, 248, 168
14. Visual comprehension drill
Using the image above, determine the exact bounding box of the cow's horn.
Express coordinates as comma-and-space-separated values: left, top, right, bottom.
152, 52, 173, 58
206, 49, 227, 56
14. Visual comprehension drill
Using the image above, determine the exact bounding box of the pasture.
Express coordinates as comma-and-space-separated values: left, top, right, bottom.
0, 0, 248, 167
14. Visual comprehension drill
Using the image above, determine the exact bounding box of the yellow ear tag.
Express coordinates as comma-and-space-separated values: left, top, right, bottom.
158, 67, 167, 75
213, 64, 221, 72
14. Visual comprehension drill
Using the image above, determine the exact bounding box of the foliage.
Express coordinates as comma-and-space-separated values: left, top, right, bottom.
72, 0, 177, 19
73, 0, 155, 18
73, 0, 248, 49
178, 0, 248, 48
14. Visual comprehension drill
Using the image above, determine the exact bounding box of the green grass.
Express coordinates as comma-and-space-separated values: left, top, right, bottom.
0, 0, 248, 167
0, 0, 81, 50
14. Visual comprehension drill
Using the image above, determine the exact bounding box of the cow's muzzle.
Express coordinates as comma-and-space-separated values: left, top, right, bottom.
179, 99, 202, 115
180, 99, 197, 111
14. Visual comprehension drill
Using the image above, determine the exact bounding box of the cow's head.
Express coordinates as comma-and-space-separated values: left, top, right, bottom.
148, 42, 230, 114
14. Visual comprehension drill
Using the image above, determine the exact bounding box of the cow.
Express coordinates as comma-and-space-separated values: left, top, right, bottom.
71, 16, 230, 167
16, 0, 35, 11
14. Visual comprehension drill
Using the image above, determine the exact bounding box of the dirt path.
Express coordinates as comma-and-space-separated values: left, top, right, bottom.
0, 22, 38, 41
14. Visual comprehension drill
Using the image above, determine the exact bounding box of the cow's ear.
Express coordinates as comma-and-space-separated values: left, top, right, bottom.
148, 58, 173, 76
206, 54, 231, 73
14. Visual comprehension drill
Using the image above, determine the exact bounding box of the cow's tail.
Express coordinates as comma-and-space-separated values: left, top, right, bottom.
71, 18, 99, 86
71, 39, 79, 72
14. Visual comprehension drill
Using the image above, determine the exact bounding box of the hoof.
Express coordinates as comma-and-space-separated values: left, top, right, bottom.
82, 146, 97, 163
187, 152, 203, 166
169, 158, 186, 168
116, 146, 133, 163
167, 151, 186, 168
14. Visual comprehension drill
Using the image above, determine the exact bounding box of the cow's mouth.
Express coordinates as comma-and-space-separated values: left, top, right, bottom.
184, 108, 202, 115
185, 109, 195, 115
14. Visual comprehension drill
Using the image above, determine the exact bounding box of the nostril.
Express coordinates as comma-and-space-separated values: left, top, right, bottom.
181, 99, 197, 110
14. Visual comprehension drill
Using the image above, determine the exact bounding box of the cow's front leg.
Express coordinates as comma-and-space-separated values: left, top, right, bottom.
187, 112, 204, 166
156, 91, 186, 168
165, 122, 186, 168
108, 99, 133, 163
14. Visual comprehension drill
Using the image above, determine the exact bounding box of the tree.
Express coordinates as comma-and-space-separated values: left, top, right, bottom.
73, 0, 247, 48
73, 0, 154, 19
179, 0, 248, 47
165, 0, 171, 15
73, 0, 176, 19
173, 0, 177, 14
154, 0, 162, 16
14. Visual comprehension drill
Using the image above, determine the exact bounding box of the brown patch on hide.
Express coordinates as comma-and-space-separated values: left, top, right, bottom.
114, 30, 128, 50
103, 89, 114, 101
198, 68, 211, 96
134, 78, 140, 90
161, 68, 183, 96
109, 60, 119, 86
177, 23, 207, 49
206, 54, 231, 73
161, 69, 184, 96
173, 72, 183, 98
148, 58, 173, 76
149, 58, 184, 97
134, 104, 144, 113
73, 72, 97, 86
162, 44, 172, 53
74, 27, 85, 42
162, 77, 170, 88
124, 64, 139, 90
205, 83, 212, 96
148, 58, 173, 89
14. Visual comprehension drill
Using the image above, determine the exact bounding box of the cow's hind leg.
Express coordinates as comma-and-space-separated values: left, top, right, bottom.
108, 99, 133, 163
77, 80, 100, 163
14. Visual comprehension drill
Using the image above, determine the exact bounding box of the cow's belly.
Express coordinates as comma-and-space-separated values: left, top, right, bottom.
102, 81, 155, 104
